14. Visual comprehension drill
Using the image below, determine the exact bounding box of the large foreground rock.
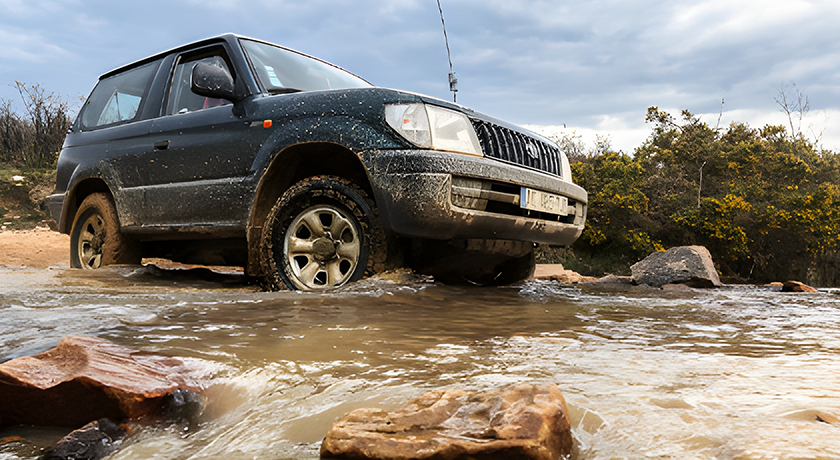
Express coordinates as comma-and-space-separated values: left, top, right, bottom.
320, 382, 573, 460
631, 246, 722, 288
0, 335, 206, 428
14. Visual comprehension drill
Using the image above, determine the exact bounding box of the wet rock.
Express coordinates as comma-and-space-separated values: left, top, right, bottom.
0, 435, 41, 458
816, 412, 840, 424
631, 246, 722, 288
590, 274, 633, 284
164, 388, 205, 423
766, 282, 784, 291
320, 382, 573, 460
533, 264, 598, 283
781, 280, 819, 293
0, 335, 206, 428
41, 419, 127, 460
661, 283, 694, 291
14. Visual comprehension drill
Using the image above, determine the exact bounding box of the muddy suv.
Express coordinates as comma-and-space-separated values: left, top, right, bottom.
46, 34, 587, 290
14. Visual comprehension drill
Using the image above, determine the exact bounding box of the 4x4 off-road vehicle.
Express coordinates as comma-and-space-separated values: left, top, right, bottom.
46, 34, 587, 290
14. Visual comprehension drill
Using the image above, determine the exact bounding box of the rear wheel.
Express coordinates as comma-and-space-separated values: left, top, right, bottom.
260, 176, 387, 291
70, 193, 140, 269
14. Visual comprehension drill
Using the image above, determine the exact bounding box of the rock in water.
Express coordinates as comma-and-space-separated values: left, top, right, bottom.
631, 246, 722, 288
0, 335, 206, 428
532, 264, 598, 283
41, 419, 126, 460
320, 382, 573, 460
781, 280, 819, 292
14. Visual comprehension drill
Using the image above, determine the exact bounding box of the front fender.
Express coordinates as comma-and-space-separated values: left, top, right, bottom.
249, 114, 404, 173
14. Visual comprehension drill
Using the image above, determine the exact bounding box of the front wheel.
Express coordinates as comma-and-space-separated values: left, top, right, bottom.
70, 193, 140, 269
260, 176, 387, 291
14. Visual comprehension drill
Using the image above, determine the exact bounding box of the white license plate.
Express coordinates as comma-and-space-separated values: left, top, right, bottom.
520, 187, 568, 215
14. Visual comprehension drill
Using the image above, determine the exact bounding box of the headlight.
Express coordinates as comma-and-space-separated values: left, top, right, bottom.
385, 103, 483, 156
560, 151, 573, 183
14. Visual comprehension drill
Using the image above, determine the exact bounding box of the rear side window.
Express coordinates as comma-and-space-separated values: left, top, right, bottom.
79, 60, 159, 130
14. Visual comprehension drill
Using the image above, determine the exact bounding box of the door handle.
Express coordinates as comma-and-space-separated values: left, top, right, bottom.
154, 140, 170, 151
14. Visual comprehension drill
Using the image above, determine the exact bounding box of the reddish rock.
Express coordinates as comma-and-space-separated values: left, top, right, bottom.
781, 281, 819, 292
816, 412, 840, 424
320, 383, 573, 460
0, 335, 206, 428
533, 264, 598, 283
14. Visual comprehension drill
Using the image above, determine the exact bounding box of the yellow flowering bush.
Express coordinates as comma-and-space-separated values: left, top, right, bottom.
565, 107, 840, 284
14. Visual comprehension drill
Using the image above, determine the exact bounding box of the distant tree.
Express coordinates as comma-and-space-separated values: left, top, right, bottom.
0, 82, 72, 168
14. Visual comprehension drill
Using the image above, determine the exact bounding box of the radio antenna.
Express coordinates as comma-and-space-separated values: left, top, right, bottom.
436, 0, 458, 102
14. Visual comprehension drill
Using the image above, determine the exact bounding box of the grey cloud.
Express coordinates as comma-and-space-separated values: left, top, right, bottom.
1, 0, 839, 152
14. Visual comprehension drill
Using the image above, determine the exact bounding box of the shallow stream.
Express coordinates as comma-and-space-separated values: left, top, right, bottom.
1, 265, 839, 459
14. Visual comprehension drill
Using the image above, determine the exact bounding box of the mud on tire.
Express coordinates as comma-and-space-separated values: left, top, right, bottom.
260, 176, 388, 291
70, 193, 141, 269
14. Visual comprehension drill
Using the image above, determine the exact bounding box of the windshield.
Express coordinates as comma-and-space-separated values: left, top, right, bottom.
240, 39, 371, 94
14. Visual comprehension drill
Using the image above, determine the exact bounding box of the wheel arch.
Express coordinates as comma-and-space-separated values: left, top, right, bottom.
59, 178, 114, 234
246, 142, 374, 276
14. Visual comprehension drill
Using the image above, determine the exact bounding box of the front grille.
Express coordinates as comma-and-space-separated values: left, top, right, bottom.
450, 176, 579, 224
470, 118, 564, 178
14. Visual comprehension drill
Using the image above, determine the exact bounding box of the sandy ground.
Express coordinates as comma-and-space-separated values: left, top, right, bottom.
0, 227, 70, 269
0, 229, 242, 273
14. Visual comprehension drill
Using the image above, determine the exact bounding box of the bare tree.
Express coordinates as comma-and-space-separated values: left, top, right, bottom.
714, 98, 725, 131
0, 97, 27, 164
774, 81, 810, 139
550, 131, 587, 163
13, 81, 72, 168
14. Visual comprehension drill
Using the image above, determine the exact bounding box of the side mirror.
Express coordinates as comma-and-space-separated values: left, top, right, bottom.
191, 61, 238, 102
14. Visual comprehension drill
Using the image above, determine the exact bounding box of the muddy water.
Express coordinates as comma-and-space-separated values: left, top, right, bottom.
1, 265, 839, 459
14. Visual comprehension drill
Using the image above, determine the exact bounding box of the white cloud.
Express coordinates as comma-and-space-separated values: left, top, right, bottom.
526, 122, 650, 156
527, 104, 840, 158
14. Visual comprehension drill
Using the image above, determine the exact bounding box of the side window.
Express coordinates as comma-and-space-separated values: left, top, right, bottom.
80, 61, 158, 130
166, 53, 232, 116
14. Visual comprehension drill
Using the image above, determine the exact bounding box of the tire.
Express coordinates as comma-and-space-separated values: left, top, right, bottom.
260, 176, 387, 291
490, 250, 536, 285
407, 239, 535, 286
70, 193, 141, 269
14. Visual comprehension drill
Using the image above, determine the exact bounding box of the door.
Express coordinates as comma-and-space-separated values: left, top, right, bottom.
119, 48, 268, 231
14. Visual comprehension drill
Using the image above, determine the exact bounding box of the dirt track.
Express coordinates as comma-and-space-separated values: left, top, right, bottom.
0, 228, 577, 282
0, 227, 69, 269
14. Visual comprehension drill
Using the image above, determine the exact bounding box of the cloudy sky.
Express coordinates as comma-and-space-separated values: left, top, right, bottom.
1, 0, 839, 152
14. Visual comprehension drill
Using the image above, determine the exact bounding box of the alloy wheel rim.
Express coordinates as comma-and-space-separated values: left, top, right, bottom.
283, 205, 361, 289
78, 213, 106, 269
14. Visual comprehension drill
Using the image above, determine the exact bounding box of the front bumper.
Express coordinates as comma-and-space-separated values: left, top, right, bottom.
362, 150, 587, 246
44, 193, 65, 227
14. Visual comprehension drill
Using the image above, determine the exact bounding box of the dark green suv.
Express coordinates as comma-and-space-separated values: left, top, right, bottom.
46, 34, 587, 290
